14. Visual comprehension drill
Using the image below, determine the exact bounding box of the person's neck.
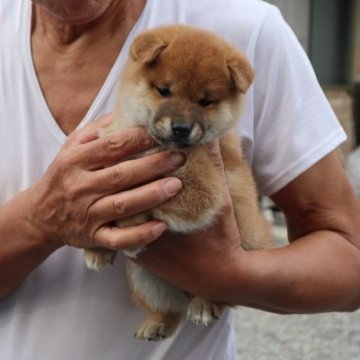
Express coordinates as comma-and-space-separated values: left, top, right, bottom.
30, 0, 147, 135
32, 0, 146, 48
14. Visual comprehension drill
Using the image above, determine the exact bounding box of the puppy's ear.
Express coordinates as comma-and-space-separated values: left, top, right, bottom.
130, 33, 167, 64
227, 53, 254, 93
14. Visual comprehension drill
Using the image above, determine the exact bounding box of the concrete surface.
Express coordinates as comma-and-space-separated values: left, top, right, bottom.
234, 219, 360, 360
235, 308, 360, 360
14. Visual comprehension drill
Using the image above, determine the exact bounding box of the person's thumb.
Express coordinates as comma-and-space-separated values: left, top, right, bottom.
206, 139, 225, 174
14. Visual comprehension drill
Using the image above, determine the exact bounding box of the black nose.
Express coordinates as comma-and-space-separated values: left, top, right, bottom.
171, 122, 192, 141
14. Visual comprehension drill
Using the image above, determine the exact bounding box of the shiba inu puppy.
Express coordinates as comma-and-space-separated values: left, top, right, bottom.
84, 25, 271, 341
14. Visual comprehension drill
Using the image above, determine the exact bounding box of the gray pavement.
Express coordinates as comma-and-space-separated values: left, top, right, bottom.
235, 308, 360, 360
234, 223, 360, 360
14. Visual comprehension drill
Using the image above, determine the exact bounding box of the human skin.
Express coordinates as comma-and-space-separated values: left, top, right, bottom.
0, 115, 186, 298
2, 0, 360, 313
0, 0, 181, 298
137, 147, 360, 313
31, 0, 147, 134
31, 0, 115, 23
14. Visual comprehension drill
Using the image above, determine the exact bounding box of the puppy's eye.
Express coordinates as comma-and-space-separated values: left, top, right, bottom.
198, 98, 214, 107
156, 86, 172, 98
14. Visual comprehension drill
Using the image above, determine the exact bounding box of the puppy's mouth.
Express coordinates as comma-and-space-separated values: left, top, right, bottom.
151, 135, 192, 150
149, 117, 205, 150
148, 129, 190, 149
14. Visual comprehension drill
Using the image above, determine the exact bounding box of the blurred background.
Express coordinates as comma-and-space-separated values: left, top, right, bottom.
234, 1, 360, 359
266, 0, 360, 188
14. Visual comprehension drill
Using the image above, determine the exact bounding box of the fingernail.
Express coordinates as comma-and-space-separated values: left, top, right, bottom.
164, 178, 182, 196
169, 152, 186, 168
152, 222, 167, 237
206, 140, 219, 154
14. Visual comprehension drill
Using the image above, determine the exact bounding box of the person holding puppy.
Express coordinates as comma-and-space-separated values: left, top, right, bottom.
1, 0, 360, 359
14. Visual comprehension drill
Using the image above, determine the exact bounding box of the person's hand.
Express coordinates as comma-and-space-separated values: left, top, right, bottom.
27, 114, 185, 252
135, 140, 248, 301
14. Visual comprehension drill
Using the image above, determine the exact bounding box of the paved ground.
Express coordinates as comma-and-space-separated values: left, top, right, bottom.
234, 223, 360, 360
235, 308, 360, 360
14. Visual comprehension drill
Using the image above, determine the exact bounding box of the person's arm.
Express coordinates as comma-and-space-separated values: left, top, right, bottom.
137, 149, 360, 313
247, 151, 360, 313
0, 116, 184, 300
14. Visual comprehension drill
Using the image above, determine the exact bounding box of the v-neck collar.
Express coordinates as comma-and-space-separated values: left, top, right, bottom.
22, 0, 152, 144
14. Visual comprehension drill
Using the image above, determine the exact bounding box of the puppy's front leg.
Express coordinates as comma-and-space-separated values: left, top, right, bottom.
153, 147, 224, 233
220, 134, 271, 250
186, 297, 224, 326
84, 248, 117, 271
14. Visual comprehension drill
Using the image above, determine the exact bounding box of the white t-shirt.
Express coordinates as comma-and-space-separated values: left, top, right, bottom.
0, 0, 346, 359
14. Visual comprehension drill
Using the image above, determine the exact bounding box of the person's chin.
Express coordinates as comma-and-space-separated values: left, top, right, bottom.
35, 1, 109, 25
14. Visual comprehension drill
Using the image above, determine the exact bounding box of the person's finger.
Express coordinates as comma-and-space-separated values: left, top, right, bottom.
206, 139, 225, 173
65, 113, 113, 147
93, 220, 167, 250
72, 127, 157, 169
88, 151, 185, 196
206, 139, 234, 205
90, 177, 182, 224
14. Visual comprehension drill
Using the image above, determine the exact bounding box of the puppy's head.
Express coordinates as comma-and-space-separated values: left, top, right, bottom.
119, 25, 254, 149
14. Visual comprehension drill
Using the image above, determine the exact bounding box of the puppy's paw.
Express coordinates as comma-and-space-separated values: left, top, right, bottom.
186, 297, 220, 326
84, 248, 117, 271
134, 312, 181, 341
135, 321, 169, 341
123, 246, 146, 259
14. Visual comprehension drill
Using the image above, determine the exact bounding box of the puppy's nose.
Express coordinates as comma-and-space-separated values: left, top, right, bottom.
171, 122, 192, 141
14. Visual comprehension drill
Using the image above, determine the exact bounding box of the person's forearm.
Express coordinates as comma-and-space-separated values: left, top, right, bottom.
226, 231, 360, 313
0, 189, 60, 299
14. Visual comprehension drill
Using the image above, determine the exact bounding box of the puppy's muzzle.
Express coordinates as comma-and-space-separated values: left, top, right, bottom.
150, 100, 205, 149
171, 121, 193, 142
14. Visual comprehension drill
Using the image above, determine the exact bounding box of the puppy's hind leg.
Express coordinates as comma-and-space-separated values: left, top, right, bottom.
135, 312, 182, 341
128, 262, 189, 341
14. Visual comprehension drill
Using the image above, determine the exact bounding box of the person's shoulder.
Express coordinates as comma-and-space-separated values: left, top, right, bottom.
163, 0, 279, 51
175, 0, 272, 14
176, 0, 274, 24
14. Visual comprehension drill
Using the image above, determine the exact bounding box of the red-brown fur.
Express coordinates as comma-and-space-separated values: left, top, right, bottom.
84, 25, 271, 341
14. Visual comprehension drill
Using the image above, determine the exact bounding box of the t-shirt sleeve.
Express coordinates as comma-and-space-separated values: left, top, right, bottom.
250, 5, 347, 196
